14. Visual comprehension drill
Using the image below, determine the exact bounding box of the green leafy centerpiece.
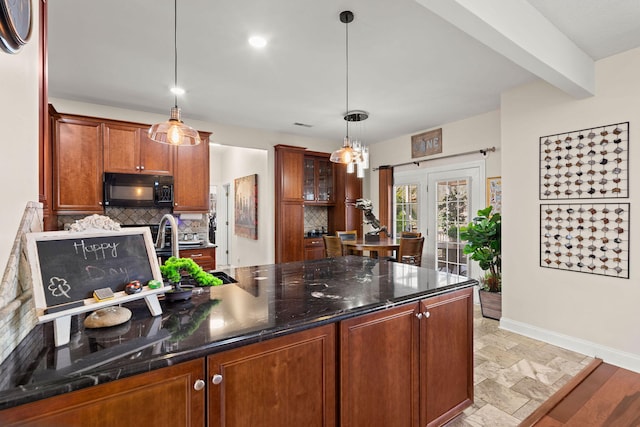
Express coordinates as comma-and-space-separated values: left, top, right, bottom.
160, 257, 223, 289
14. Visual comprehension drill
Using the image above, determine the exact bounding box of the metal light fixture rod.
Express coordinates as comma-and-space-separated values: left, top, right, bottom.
148, 0, 201, 146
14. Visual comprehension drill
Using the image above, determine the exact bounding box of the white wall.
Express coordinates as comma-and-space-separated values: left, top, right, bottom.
211, 145, 270, 267
0, 8, 40, 273
501, 47, 640, 372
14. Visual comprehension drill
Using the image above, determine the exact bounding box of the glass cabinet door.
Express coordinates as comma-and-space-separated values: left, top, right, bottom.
303, 158, 315, 201
316, 159, 333, 201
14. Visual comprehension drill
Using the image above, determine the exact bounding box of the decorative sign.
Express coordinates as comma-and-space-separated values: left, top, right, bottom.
25, 228, 167, 346
411, 128, 442, 158
234, 174, 258, 240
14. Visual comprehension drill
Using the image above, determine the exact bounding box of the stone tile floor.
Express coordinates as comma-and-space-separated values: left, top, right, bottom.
445, 306, 594, 427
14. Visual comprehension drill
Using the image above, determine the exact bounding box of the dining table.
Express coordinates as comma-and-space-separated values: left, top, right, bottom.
341, 237, 400, 259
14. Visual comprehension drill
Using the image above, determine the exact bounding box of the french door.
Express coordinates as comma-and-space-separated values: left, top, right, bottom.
394, 161, 484, 279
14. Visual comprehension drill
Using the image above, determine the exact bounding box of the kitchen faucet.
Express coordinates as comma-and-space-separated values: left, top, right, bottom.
156, 214, 179, 258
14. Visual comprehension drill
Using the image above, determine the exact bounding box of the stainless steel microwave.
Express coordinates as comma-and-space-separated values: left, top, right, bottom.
103, 173, 174, 208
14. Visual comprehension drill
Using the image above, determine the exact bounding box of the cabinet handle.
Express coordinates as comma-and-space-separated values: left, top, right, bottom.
212, 374, 223, 385
423, 311, 430, 318
140, 165, 145, 170
190, 253, 203, 257
135, 166, 140, 170
415, 312, 422, 319
98, 201, 103, 206
193, 379, 205, 391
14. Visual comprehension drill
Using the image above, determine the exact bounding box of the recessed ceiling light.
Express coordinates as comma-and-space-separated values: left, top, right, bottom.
248, 35, 267, 48
171, 87, 185, 95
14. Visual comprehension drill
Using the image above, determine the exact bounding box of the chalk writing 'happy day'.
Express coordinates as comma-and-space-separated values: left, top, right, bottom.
73, 240, 120, 260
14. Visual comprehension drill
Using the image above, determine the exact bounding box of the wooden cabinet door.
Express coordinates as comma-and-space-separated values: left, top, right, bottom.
139, 127, 174, 175
207, 324, 336, 427
340, 303, 420, 427
276, 202, 304, 263
420, 288, 473, 427
103, 122, 140, 173
275, 146, 304, 202
174, 133, 210, 212
53, 116, 104, 213
180, 247, 216, 271
304, 237, 325, 260
0, 359, 206, 427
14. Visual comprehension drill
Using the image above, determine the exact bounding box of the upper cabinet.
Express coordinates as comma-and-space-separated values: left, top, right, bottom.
103, 122, 173, 176
303, 155, 334, 204
49, 107, 210, 216
52, 114, 104, 214
173, 132, 210, 213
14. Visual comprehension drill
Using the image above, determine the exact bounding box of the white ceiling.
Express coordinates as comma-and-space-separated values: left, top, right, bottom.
47, 0, 640, 146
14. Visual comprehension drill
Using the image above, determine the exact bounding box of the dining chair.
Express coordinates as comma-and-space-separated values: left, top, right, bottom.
400, 231, 422, 238
336, 230, 358, 241
336, 230, 359, 255
397, 237, 425, 266
323, 235, 344, 257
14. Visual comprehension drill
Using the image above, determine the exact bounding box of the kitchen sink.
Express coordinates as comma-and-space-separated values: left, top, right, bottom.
209, 271, 237, 284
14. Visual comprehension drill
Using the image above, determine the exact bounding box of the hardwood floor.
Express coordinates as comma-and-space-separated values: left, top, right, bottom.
522, 359, 640, 426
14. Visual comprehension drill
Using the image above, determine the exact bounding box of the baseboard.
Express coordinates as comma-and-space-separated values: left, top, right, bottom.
500, 316, 640, 374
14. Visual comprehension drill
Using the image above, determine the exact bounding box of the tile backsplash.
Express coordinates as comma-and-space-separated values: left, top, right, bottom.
304, 206, 328, 234
58, 208, 210, 242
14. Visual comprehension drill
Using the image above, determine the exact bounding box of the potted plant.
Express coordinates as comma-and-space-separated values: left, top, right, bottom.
160, 257, 223, 301
459, 206, 501, 320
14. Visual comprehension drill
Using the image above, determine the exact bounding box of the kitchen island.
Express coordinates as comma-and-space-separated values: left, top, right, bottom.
0, 256, 476, 426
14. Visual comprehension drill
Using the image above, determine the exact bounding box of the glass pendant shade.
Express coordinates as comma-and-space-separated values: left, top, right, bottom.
148, 107, 201, 146
330, 137, 363, 164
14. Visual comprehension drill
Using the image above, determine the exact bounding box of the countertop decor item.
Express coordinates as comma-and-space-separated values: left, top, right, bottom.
0, 0, 32, 54
147, 0, 200, 146
159, 256, 223, 287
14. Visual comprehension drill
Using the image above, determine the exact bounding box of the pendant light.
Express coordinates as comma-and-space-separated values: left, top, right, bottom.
148, 0, 201, 146
330, 11, 363, 165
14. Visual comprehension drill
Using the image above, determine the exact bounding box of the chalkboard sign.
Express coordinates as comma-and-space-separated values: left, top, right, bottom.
26, 228, 163, 313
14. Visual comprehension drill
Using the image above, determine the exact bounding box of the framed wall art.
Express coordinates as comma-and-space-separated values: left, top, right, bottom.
411, 128, 442, 158
486, 176, 502, 214
234, 174, 258, 240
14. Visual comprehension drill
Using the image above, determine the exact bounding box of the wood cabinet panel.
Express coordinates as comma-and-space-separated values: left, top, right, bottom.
0, 359, 205, 427
53, 115, 104, 213
180, 247, 216, 271
207, 324, 336, 427
276, 146, 305, 201
421, 288, 474, 426
304, 237, 325, 260
103, 122, 140, 173
276, 202, 304, 263
174, 133, 210, 213
139, 127, 174, 176
275, 145, 306, 263
340, 303, 420, 427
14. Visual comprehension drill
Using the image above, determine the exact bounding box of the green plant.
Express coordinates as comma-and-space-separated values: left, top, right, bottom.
160, 257, 223, 287
459, 206, 501, 292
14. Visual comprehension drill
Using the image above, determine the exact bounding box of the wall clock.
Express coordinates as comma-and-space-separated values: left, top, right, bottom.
0, 0, 32, 54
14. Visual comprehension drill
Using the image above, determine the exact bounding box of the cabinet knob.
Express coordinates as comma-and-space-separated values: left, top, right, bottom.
415, 312, 423, 319
212, 374, 223, 385
135, 166, 140, 170
193, 379, 205, 391
140, 165, 145, 170
423, 311, 430, 318
98, 201, 103, 206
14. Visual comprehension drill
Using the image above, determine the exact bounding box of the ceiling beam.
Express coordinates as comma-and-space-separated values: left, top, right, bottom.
415, 0, 595, 98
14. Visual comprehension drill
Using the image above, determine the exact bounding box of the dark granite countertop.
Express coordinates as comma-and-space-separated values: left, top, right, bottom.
0, 256, 476, 410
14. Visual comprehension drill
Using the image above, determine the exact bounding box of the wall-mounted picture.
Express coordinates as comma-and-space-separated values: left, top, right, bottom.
486, 176, 502, 214
411, 128, 442, 158
234, 174, 258, 240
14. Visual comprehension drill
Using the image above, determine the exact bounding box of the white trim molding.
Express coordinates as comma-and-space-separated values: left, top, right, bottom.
500, 316, 640, 374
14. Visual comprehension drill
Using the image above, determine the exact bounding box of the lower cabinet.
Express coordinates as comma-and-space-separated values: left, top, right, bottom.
305, 237, 325, 260
340, 288, 473, 427
0, 359, 206, 427
0, 290, 472, 427
207, 324, 336, 427
180, 247, 216, 271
